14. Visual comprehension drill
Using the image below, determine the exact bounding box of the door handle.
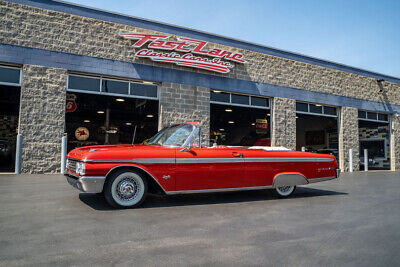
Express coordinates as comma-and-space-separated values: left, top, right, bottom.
232, 152, 243, 158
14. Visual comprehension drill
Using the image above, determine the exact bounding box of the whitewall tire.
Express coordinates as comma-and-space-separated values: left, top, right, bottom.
274, 185, 296, 198
104, 170, 148, 208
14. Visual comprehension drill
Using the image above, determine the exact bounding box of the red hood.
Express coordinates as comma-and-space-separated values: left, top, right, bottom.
67, 144, 173, 161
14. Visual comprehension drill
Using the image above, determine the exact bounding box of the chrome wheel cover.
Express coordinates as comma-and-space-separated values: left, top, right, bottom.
276, 185, 295, 196
111, 172, 145, 206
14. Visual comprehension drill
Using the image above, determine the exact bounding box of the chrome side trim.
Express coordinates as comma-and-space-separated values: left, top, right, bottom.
176, 158, 245, 163
86, 158, 175, 164
84, 157, 333, 164
166, 185, 273, 195
245, 157, 334, 162
104, 165, 167, 194
307, 176, 337, 183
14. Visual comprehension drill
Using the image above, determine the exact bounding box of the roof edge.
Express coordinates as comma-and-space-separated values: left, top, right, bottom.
5, 0, 400, 84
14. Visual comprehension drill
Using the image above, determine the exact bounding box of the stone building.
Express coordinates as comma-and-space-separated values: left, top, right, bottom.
0, 0, 399, 173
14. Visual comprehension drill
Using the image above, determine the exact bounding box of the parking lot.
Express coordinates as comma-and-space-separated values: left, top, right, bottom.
1, 171, 400, 266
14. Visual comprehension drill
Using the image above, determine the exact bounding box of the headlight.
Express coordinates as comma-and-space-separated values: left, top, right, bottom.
75, 162, 86, 175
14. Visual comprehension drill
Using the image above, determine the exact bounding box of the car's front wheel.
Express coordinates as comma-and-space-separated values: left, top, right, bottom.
274, 185, 296, 197
104, 170, 148, 208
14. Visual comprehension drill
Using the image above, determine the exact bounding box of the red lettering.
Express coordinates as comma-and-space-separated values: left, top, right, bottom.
119, 33, 169, 48
179, 37, 209, 55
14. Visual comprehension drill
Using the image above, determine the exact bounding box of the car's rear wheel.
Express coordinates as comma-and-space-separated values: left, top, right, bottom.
104, 170, 148, 208
274, 185, 296, 197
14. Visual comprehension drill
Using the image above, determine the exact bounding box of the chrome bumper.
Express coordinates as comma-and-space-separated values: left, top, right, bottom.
336, 168, 341, 178
65, 174, 105, 193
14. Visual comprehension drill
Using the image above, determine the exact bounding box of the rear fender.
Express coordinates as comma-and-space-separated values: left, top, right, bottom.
272, 172, 308, 187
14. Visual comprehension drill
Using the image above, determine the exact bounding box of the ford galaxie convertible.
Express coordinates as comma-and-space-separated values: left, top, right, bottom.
65, 123, 340, 208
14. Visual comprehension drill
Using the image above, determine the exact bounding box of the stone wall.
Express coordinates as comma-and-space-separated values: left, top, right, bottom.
391, 115, 400, 171
271, 97, 296, 150
339, 107, 360, 172
159, 82, 210, 145
19, 65, 67, 173
1, 0, 400, 106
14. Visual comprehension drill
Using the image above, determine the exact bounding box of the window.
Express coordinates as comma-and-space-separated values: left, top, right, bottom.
296, 102, 337, 117
358, 111, 366, 119
296, 102, 308, 112
0, 66, 21, 86
130, 82, 158, 98
211, 90, 269, 109
324, 106, 337, 116
251, 96, 268, 107
358, 110, 389, 122
231, 94, 249, 105
102, 79, 128, 94
309, 104, 323, 114
210, 91, 230, 103
67, 74, 158, 99
68, 75, 100, 92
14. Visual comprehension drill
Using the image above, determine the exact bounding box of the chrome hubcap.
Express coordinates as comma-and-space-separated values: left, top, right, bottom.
116, 178, 140, 201
278, 186, 291, 192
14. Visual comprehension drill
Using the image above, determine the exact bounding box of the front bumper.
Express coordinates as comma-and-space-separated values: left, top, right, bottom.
65, 174, 106, 193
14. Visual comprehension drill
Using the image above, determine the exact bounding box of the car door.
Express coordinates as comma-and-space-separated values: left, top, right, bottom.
175, 147, 245, 191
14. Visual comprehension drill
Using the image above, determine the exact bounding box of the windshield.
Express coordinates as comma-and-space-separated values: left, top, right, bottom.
147, 124, 195, 146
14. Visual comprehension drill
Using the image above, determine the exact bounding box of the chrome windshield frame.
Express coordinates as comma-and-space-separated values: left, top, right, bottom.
147, 123, 201, 149
180, 124, 200, 150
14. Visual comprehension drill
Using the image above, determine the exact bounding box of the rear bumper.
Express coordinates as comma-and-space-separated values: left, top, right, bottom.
65, 174, 105, 193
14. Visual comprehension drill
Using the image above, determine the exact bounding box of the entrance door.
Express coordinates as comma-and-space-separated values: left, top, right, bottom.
175, 147, 244, 191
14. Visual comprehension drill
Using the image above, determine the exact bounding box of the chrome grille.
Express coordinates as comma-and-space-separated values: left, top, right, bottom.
67, 158, 78, 173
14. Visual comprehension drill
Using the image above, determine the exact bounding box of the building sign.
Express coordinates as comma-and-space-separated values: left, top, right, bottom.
66, 94, 77, 113
120, 33, 246, 73
255, 119, 269, 134
75, 127, 89, 141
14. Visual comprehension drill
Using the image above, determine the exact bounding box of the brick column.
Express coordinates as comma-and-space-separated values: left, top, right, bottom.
159, 82, 210, 145
19, 65, 67, 173
339, 107, 359, 172
271, 97, 296, 149
391, 115, 400, 171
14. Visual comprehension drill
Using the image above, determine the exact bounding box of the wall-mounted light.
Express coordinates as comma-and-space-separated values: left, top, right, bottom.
146, 114, 154, 118
116, 98, 125, 102
225, 108, 232, 112
125, 122, 132, 125
219, 129, 225, 131
84, 120, 90, 123
97, 110, 105, 114
213, 90, 221, 93
228, 121, 234, 124
315, 104, 322, 107
251, 123, 255, 125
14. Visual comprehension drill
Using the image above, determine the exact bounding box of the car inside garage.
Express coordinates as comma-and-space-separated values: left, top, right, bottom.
296, 102, 339, 161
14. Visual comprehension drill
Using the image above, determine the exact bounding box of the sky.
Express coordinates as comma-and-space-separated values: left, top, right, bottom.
66, 0, 400, 77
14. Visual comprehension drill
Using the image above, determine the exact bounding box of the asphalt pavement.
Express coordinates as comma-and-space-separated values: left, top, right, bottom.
0, 171, 400, 266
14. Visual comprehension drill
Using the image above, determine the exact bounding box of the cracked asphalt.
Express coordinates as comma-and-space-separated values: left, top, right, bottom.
0, 171, 400, 266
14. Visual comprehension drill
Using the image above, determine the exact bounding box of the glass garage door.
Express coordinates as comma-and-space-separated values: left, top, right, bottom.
0, 65, 21, 172
65, 74, 159, 152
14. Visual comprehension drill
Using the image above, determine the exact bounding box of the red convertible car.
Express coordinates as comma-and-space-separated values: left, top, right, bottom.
65, 123, 340, 208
